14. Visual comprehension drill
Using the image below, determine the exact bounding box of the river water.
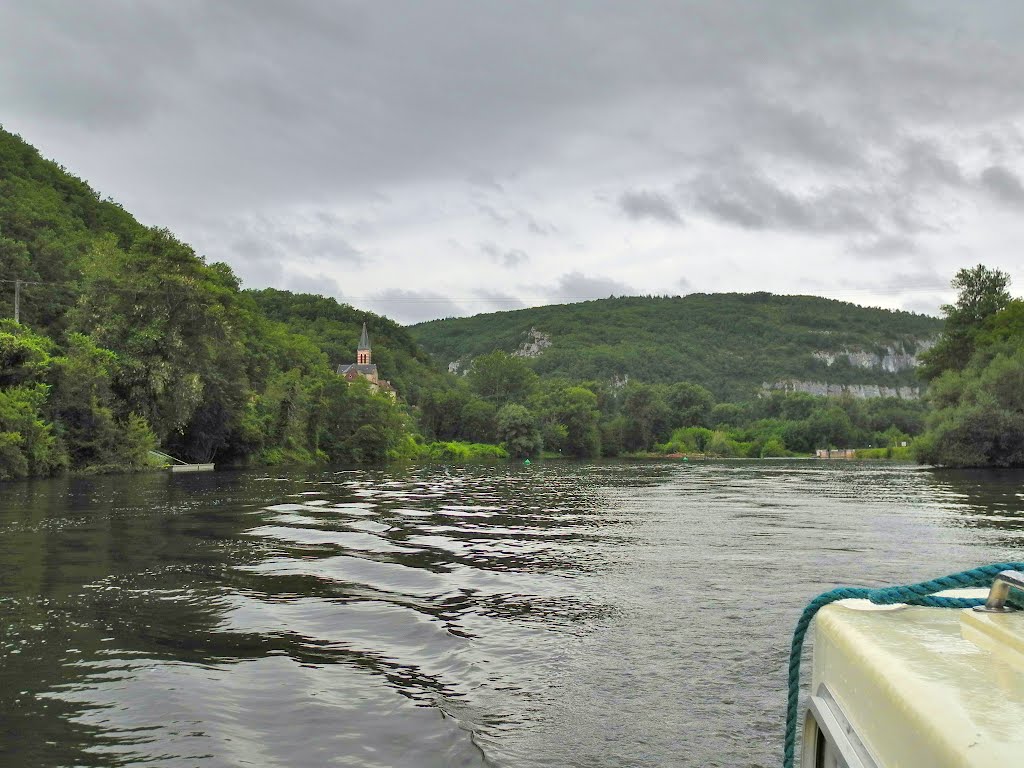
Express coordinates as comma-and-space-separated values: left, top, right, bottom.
1, 460, 1023, 767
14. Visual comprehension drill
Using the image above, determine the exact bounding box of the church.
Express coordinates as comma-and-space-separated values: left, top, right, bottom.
336, 322, 396, 398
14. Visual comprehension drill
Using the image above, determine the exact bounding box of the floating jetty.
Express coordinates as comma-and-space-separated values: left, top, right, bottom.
149, 450, 215, 473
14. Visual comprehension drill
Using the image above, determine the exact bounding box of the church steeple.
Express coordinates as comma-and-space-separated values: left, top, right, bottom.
357, 322, 371, 365
336, 321, 394, 397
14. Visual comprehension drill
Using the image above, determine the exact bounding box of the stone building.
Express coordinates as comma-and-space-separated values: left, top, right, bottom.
336, 322, 396, 398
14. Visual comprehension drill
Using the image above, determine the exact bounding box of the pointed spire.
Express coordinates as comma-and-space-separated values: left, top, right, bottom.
356, 322, 372, 366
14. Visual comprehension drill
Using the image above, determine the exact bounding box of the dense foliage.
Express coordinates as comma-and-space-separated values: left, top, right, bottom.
411, 293, 942, 400
414, 349, 927, 460
0, 126, 421, 477
0, 125, 939, 478
917, 266, 1024, 467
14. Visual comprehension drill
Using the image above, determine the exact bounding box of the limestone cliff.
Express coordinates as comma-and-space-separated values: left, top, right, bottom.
512, 327, 552, 359
810, 340, 936, 374
764, 380, 921, 399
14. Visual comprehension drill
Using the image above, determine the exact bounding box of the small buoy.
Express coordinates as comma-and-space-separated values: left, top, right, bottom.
523, 458, 531, 466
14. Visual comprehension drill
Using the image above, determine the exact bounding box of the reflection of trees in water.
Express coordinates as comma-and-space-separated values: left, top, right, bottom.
924, 467, 1024, 533
0, 463, 668, 765
0, 471, 265, 765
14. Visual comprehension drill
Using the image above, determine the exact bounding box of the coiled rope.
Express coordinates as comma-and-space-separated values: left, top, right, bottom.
783, 562, 1024, 768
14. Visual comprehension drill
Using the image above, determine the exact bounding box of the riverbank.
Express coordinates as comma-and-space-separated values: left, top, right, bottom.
628, 446, 916, 462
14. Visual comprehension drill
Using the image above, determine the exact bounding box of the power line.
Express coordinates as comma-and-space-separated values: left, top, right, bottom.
0, 276, 956, 307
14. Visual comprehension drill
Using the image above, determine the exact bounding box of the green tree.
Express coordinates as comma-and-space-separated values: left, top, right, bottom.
621, 383, 671, 451
806, 406, 854, 449
916, 267, 1024, 467
600, 415, 627, 457
0, 319, 54, 387
467, 351, 538, 404
920, 265, 1011, 380
917, 347, 1024, 467
48, 333, 158, 471
706, 430, 737, 457
496, 403, 542, 458
417, 386, 468, 441
532, 383, 601, 457
709, 402, 744, 428
460, 397, 498, 443
666, 382, 714, 428
0, 385, 64, 479
71, 230, 256, 461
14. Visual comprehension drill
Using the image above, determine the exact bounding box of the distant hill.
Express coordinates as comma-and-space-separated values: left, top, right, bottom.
410, 294, 943, 401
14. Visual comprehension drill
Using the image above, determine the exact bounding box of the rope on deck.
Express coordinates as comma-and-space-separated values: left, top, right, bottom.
783, 562, 1024, 768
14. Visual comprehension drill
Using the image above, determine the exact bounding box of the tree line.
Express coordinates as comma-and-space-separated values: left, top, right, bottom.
414, 347, 927, 459
2, 125, 1020, 476
915, 265, 1024, 467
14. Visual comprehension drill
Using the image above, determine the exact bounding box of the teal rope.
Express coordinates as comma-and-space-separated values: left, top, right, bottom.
783, 562, 1024, 768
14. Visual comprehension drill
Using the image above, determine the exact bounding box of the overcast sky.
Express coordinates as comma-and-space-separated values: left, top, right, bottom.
3, 1, 1024, 324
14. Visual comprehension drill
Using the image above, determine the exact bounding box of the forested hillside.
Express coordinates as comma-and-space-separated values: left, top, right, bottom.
412, 294, 942, 400
0, 127, 424, 478
247, 289, 449, 405
0, 125, 948, 477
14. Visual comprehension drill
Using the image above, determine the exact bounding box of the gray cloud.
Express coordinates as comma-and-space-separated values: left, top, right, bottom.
205, 212, 363, 289
368, 289, 465, 325
370, 288, 527, 325
738, 100, 863, 169
477, 204, 558, 236
0, 4, 194, 129
847, 234, 918, 259
7, 0, 995, 212
887, 270, 951, 293
475, 290, 527, 312
232, 230, 362, 265
689, 169, 879, 234
286, 272, 345, 298
980, 165, 1024, 205
547, 271, 636, 301
220, 212, 363, 262
3, 3, 1024, 319
901, 295, 944, 317
619, 190, 683, 225
522, 212, 558, 236
467, 171, 504, 192
834, 269, 950, 296
901, 140, 964, 188
480, 241, 529, 268
477, 205, 510, 227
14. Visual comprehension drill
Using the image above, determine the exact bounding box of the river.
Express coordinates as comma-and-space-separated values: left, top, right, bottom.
1, 460, 1023, 767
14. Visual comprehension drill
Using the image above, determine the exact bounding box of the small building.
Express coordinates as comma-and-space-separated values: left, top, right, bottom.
336, 322, 396, 398
815, 448, 856, 459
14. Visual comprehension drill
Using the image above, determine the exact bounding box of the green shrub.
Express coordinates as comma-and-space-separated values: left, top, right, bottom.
421, 441, 508, 461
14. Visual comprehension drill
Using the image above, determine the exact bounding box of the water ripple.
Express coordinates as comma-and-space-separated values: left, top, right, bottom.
2, 461, 1023, 766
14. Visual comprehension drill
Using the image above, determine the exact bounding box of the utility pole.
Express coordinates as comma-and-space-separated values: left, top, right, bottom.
14, 279, 20, 324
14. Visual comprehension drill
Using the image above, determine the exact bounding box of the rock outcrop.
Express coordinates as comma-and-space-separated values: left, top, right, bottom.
512, 327, 552, 359
763, 380, 921, 399
811, 339, 936, 374
447, 328, 552, 374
